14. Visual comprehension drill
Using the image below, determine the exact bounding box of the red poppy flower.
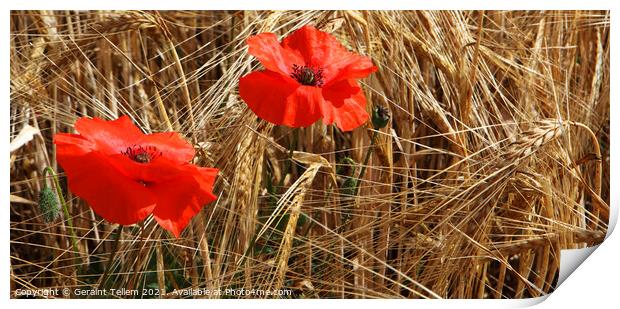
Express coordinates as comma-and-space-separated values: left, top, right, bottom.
53, 116, 218, 237
239, 25, 377, 131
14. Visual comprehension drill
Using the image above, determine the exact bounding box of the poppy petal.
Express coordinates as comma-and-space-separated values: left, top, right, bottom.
53, 133, 95, 154
140, 132, 195, 163
247, 33, 303, 76
239, 70, 322, 128
74, 115, 144, 155
320, 79, 370, 131
55, 149, 156, 225
281, 25, 377, 84
325, 54, 377, 86
102, 155, 189, 187
54, 116, 219, 236
151, 165, 218, 237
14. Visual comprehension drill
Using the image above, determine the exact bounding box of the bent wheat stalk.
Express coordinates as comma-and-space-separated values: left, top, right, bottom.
270, 162, 322, 293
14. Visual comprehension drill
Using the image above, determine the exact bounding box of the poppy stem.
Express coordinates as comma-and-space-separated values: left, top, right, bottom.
241, 129, 299, 268
354, 130, 378, 196
277, 128, 298, 191
43, 167, 82, 269
99, 224, 123, 289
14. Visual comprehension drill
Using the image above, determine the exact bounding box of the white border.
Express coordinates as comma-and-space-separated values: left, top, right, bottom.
3, 1, 617, 308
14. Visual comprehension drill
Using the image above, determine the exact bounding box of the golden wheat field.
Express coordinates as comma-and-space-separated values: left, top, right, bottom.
9, 10, 610, 299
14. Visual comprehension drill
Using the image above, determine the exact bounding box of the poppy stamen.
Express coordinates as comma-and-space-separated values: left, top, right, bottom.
291, 64, 324, 87
121, 145, 162, 163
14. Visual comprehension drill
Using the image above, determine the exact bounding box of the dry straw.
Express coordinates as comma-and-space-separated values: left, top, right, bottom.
10, 10, 609, 299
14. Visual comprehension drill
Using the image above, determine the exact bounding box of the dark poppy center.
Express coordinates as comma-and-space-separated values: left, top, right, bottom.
291, 64, 324, 87
121, 145, 162, 163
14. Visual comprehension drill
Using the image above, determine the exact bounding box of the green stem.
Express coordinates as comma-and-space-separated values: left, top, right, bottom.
99, 225, 123, 289
354, 130, 378, 196
43, 167, 81, 267
242, 129, 299, 267
238, 229, 258, 267
277, 128, 298, 191
300, 211, 315, 238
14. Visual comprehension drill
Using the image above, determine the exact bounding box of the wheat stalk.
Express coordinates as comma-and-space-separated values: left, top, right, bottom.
10, 10, 609, 299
